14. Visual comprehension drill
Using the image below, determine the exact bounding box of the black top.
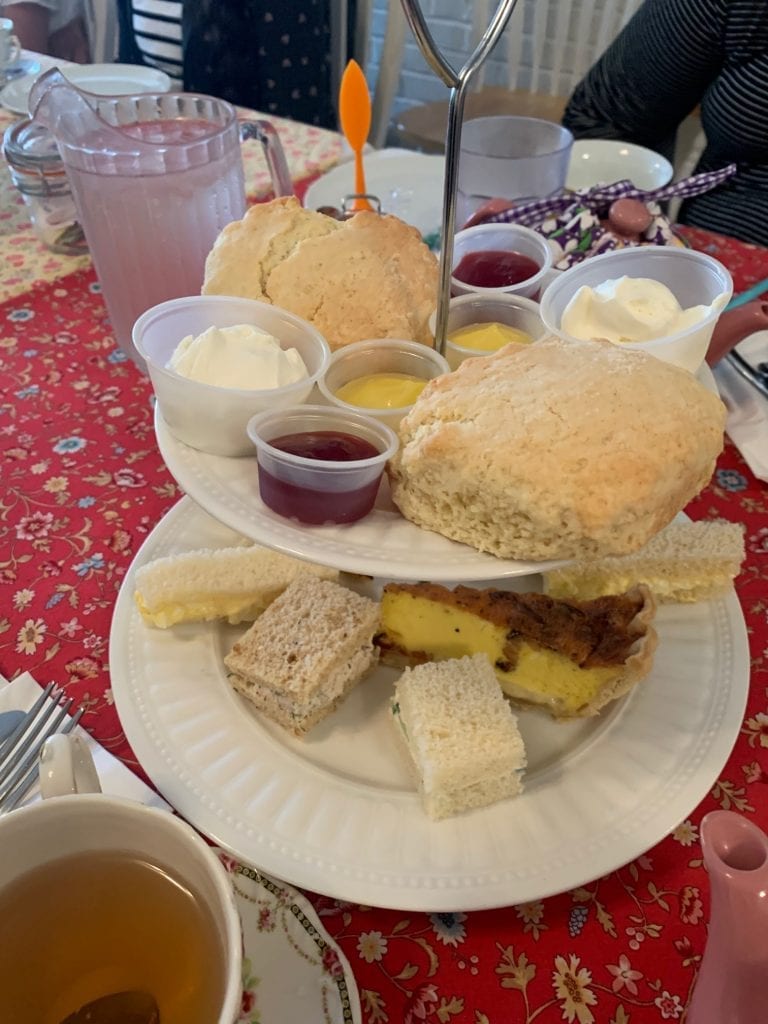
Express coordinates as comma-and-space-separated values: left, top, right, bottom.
117, 0, 354, 129
562, 0, 768, 245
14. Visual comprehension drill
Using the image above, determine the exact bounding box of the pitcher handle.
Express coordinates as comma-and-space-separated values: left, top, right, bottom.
240, 119, 294, 199
8, 35, 20, 67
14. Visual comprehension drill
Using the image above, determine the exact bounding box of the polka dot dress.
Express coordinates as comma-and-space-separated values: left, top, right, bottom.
183, 0, 339, 128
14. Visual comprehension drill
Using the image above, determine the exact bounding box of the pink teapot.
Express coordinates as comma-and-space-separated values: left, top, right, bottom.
707, 299, 768, 365
686, 810, 768, 1024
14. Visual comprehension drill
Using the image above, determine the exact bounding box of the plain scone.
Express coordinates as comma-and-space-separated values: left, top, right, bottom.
387, 336, 727, 560
224, 575, 380, 737
202, 196, 439, 350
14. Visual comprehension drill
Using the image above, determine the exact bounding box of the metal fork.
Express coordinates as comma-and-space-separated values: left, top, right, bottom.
0, 683, 84, 813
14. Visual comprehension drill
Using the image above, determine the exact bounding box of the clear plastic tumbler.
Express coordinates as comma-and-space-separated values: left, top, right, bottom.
457, 115, 574, 227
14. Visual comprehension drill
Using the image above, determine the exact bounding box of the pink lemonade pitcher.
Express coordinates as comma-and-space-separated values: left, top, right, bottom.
29, 69, 293, 369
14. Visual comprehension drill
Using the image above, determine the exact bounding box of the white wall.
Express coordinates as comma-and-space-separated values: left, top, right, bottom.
366, 0, 636, 120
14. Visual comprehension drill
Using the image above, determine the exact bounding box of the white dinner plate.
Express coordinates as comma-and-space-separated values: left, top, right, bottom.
109, 497, 750, 912
0, 62, 172, 115
567, 139, 673, 191
304, 148, 445, 239
154, 407, 564, 581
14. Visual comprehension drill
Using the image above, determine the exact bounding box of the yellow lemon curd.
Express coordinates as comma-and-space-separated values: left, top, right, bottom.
448, 321, 533, 352
335, 372, 427, 409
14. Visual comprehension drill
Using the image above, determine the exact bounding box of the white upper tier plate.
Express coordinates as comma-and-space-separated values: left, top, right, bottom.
109, 497, 750, 912
154, 407, 565, 580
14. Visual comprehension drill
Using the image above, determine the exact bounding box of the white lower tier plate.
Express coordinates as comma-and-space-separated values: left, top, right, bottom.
154, 408, 564, 581
109, 497, 749, 912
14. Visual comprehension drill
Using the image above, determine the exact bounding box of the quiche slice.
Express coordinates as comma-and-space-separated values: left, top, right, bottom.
376, 582, 657, 719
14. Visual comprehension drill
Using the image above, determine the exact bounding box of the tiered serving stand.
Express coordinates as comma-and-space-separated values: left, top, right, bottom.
108, 0, 750, 912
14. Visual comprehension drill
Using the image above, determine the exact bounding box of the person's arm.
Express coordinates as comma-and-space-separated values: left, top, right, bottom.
562, 0, 726, 160
1, 2, 50, 52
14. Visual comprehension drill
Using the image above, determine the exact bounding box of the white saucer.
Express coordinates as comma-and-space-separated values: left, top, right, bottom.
224, 854, 360, 1023
1, 62, 172, 115
305, 148, 445, 239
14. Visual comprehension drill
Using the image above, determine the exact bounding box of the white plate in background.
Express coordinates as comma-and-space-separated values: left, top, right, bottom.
0, 62, 172, 115
567, 139, 673, 191
109, 497, 749, 912
305, 148, 445, 239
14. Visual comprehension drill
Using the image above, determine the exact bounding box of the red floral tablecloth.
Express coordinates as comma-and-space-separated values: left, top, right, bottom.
0, 226, 766, 1024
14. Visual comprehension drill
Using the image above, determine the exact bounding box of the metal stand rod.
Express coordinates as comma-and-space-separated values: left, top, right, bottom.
399, 0, 520, 356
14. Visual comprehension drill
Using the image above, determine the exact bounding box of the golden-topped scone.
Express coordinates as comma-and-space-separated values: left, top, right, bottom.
377, 582, 658, 719
387, 336, 726, 560
202, 196, 439, 350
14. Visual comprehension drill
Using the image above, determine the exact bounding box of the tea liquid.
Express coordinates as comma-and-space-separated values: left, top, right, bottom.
0, 849, 226, 1024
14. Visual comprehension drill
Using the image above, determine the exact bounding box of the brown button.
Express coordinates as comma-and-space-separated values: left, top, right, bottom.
608, 197, 653, 236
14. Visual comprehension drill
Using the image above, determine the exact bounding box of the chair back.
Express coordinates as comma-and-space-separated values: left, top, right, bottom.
367, 0, 644, 148
498, 0, 642, 97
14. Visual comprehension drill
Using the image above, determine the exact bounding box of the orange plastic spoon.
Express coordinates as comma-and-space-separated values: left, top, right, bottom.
339, 59, 374, 213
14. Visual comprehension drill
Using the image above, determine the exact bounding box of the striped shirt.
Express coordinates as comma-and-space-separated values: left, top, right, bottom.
562, 0, 768, 245
129, 0, 183, 82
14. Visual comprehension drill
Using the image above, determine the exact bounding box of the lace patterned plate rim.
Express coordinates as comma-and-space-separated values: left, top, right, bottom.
153, 408, 565, 581
219, 852, 361, 1024
109, 497, 749, 912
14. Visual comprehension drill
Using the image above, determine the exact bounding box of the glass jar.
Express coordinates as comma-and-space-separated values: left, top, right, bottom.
3, 118, 88, 256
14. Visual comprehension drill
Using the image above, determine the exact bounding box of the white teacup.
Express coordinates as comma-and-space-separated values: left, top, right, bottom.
0, 18, 21, 71
0, 734, 243, 1024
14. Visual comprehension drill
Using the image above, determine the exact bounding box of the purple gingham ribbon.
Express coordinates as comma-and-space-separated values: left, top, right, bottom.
481, 164, 738, 227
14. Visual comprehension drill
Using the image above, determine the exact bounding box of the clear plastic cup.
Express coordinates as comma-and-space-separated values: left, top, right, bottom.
450, 222, 554, 299
429, 293, 546, 369
539, 247, 733, 372
133, 295, 330, 458
457, 115, 574, 226
247, 405, 398, 525
317, 338, 450, 430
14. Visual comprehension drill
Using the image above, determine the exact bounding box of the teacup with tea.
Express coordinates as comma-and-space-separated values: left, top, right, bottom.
0, 735, 242, 1024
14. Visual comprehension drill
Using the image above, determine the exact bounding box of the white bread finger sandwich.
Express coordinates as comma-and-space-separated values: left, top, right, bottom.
391, 655, 527, 819
224, 575, 380, 737
134, 545, 338, 628
543, 519, 745, 603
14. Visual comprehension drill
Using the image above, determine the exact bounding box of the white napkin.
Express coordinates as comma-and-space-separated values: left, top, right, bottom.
713, 332, 768, 482
0, 672, 169, 810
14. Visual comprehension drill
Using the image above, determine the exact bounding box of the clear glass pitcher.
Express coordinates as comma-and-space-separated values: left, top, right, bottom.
29, 69, 293, 369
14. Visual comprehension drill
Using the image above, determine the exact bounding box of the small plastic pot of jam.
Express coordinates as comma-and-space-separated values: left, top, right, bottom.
247, 405, 399, 525
429, 293, 546, 370
317, 338, 450, 430
451, 223, 553, 300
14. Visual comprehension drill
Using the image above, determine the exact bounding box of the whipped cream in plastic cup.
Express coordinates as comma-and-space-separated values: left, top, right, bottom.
560, 276, 713, 344
133, 295, 330, 458
169, 324, 309, 388
539, 247, 732, 372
